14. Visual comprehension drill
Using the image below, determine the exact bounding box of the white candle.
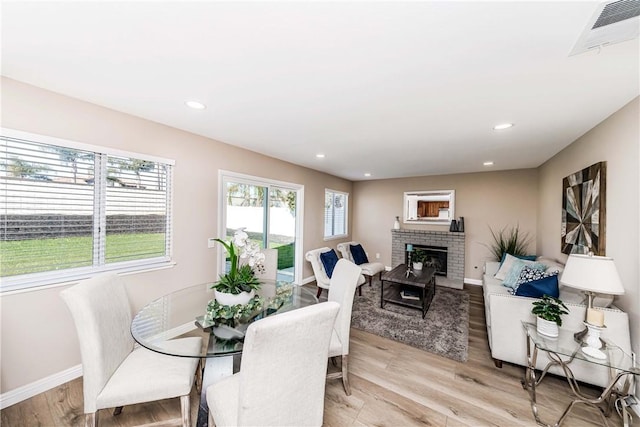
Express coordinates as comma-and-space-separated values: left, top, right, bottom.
586, 308, 604, 327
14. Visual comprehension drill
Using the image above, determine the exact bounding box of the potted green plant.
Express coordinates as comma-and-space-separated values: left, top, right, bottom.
213, 228, 265, 306
412, 248, 427, 270
486, 224, 532, 261
531, 295, 569, 337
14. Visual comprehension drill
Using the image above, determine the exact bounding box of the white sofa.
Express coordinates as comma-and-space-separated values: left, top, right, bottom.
482, 259, 632, 388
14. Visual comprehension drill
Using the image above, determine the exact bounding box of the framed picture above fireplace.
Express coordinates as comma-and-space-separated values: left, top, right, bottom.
403, 190, 455, 225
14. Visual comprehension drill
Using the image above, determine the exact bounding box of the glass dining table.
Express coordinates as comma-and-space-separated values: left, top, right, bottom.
131, 281, 318, 427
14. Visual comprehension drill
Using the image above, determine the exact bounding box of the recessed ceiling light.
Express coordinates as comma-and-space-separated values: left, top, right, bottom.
493, 123, 514, 131
364, 173, 371, 177
185, 100, 206, 110
316, 154, 325, 158
483, 161, 494, 166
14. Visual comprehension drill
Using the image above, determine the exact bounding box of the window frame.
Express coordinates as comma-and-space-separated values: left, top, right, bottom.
323, 188, 349, 240
0, 128, 175, 293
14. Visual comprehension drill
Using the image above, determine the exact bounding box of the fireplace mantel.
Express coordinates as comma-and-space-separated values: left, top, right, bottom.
391, 229, 465, 289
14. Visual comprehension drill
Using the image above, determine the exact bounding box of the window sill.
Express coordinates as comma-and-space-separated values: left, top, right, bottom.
323, 235, 349, 241
0, 261, 176, 296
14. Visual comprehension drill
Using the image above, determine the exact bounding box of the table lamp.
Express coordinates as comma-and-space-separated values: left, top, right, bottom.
560, 253, 625, 350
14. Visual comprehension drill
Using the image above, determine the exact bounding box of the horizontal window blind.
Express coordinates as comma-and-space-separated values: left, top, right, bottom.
324, 189, 348, 238
0, 131, 173, 292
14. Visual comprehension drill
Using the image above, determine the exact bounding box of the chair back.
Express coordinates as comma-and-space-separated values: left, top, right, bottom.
336, 241, 358, 263
304, 247, 333, 288
237, 301, 339, 426
328, 259, 362, 354
60, 273, 134, 413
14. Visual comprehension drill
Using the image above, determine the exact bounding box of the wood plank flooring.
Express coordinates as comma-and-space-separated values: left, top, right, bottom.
2, 283, 635, 426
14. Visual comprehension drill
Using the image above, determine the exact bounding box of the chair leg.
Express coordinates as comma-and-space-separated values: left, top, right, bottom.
316, 287, 323, 298
341, 355, 351, 396
358, 285, 362, 296
85, 412, 97, 427
180, 395, 191, 427
368, 275, 373, 286
113, 406, 123, 416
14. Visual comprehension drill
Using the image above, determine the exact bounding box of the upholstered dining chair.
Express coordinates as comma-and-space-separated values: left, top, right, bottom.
60, 273, 202, 427
206, 301, 340, 427
305, 247, 365, 298
337, 241, 385, 287
326, 259, 362, 395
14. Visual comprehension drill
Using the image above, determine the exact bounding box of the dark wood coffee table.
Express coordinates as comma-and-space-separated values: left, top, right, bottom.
380, 264, 436, 318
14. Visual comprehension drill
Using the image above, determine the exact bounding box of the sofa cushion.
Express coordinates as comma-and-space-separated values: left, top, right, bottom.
499, 252, 537, 265
515, 275, 560, 298
319, 249, 339, 278
350, 244, 369, 265
502, 260, 546, 290
495, 254, 543, 281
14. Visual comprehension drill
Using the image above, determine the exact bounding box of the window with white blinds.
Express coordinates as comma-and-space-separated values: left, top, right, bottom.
0, 129, 174, 292
324, 189, 348, 239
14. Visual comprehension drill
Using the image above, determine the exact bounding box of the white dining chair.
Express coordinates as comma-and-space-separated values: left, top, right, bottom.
61, 273, 201, 427
206, 301, 340, 427
326, 259, 362, 395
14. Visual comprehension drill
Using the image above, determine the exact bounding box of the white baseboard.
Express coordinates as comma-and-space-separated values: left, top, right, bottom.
0, 364, 82, 409
464, 278, 483, 286
301, 275, 316, 285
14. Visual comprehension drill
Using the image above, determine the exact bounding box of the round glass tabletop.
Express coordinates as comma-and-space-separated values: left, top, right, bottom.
131, 281, 318, 358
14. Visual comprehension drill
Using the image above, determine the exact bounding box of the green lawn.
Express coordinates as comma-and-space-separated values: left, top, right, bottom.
0, 233, 166, 277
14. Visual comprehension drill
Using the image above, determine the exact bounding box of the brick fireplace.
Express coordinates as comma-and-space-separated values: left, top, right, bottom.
391, 229, 465, 289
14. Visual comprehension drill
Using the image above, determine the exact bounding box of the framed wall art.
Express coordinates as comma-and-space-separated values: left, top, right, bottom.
561, 161, 606, 255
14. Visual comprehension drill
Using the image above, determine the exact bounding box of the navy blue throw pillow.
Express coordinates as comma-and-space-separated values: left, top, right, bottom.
515, 275, 559, 298
319, 249, 339, 278
350, 244, 369, 265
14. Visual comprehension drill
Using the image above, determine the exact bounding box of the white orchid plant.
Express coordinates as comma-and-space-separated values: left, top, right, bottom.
213, 228, 266, 294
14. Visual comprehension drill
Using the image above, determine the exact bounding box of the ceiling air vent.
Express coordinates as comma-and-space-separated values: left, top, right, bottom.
569, 0, 640, 56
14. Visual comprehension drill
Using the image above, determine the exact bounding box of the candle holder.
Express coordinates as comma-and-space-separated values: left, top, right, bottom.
581, 322, 607, 359
405, 245, 415, 278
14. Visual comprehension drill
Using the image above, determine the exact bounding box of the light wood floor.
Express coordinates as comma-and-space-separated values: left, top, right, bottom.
2, 283, 635, 426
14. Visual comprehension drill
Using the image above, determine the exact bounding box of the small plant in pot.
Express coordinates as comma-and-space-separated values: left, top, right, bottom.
531, 295, 569, 337
412, 249, 427, 270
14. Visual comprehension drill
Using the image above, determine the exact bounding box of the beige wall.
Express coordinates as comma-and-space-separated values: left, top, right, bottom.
537, 96, 640, 356
0, 77, 352, 393
352, 169, 539, 281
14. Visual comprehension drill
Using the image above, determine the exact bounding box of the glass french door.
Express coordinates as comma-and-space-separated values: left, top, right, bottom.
221, 172, 302, 284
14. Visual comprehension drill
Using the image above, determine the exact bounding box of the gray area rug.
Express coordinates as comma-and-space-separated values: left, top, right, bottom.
351, 281, 470, 362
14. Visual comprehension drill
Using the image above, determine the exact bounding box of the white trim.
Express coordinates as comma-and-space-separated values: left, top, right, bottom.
0, 364, 82, 409
464, 278, 483, 286
218, 170, 304, 284
0, 262, 176, 296
1, 128, 175, 165
323, 188, 349, 239
301, 275, 316, 285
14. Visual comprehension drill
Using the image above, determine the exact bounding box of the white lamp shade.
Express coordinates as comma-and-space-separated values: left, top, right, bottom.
560, 254, 625, 295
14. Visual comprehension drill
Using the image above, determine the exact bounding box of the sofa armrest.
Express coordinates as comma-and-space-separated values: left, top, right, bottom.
484, 261, 500, 276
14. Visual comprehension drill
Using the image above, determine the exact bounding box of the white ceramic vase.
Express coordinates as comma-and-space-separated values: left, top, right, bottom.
536, 317, 559, 337
413, 262, 423, 271
214, 289, 255, 306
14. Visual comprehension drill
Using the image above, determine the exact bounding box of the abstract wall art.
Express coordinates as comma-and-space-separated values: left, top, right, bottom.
561, 161, 606, 255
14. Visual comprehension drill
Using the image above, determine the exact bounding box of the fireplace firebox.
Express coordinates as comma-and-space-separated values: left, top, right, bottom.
406, 244, 448, 276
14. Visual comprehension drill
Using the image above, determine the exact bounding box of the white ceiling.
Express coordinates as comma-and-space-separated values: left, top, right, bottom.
2, 1, 639, 181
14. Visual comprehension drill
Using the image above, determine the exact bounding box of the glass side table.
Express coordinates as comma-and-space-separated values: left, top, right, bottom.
521, 321, 638, 427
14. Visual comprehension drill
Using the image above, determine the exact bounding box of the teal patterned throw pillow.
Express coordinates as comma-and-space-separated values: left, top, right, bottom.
502, 260, 546, 290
